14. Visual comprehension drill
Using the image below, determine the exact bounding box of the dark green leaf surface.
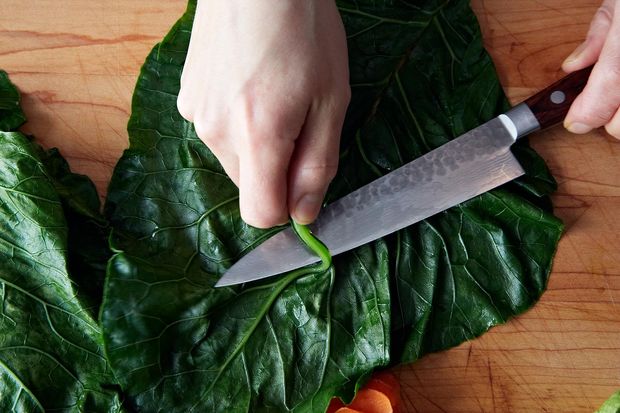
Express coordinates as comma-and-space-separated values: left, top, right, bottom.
39, 147, 111, 316
102, 0, 562, 411
0, 70, 26, 131
0, 131, 123, 412
333, 0, 563, 362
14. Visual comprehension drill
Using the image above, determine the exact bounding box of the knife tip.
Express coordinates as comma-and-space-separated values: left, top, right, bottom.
214, 278, 234, 288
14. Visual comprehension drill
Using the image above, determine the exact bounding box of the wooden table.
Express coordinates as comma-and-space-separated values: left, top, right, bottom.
2, 1, 618, 411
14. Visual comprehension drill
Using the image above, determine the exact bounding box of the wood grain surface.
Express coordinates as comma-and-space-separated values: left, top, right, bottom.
1, 1, 618, 412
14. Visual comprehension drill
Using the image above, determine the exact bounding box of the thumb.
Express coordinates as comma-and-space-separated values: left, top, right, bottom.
563, 0, 615, 72
288, 98, 348, 225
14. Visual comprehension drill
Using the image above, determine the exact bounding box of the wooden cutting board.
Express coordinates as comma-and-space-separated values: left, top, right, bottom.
1, 1, 618, 411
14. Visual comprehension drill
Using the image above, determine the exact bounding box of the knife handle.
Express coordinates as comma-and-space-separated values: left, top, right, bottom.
522, 66, 593, 130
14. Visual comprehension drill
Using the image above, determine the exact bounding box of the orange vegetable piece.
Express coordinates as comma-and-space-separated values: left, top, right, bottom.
364, 372, 400, 409
326, 371, 401, 413
348, 388, 393, 413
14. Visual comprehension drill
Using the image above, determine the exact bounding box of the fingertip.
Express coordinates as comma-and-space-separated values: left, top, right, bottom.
563, 7, 616, 72
564, 121, 593, 135
288, 164, 335, 225
562, 41, 589, 73
290, 193, 323, 225
563, 102, 594, 134
562, 40, 606, 74
176, 95, 193, 122
240, 204, 288, 229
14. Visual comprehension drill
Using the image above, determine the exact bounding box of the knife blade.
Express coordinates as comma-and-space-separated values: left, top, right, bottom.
216, 66, 592, 287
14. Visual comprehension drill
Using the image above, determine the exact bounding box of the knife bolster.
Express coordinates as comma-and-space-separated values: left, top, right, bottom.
505, 103, 541, 139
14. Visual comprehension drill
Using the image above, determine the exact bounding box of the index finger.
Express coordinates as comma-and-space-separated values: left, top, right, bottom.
237, 118, 298, 229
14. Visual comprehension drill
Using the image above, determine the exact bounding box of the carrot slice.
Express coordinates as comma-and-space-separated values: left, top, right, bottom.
327, 371, 401, 413
365, 372, 400, 409
348, 388, 393, 413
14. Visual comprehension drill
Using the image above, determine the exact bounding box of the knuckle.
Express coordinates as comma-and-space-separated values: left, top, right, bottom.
301, 163, 338, 184
604, 66, 620, 87
176, 96, 193, 121
324, 84, 351, 107
243, 115, 293, 148
595, 4, 614, 25
244, 129, 272, 150
192, 120, 207, 139
193, 120, 216, 143
321, 86, 352, 119
324, 164, 339, 181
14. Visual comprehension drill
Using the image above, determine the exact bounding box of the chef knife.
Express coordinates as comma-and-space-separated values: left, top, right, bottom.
216, 66, 592, 287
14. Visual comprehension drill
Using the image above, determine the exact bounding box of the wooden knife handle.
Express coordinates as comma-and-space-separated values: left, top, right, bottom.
523, 66, 593, 130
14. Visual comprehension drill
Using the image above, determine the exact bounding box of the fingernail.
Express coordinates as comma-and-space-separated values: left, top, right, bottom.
293, 194, 322, 225
563, 41, 588, 66
565, 122, 592, 134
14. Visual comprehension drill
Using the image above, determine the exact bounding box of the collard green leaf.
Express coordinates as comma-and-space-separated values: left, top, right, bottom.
38, 147, 111, 316
0, 131, 123, 412
597, 391, 620, 413
102, 0, 562, 411
0, 70, 110, 320
332, 0, 563, 362
103, 3, 390, 412
0, 70, 26, 132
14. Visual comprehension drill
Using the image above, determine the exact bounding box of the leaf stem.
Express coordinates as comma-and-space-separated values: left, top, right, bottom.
291, 220, 332, 272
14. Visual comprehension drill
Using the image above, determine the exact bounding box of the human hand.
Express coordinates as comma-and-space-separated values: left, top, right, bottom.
177, 0, 350, 228
563, 0, 620, 139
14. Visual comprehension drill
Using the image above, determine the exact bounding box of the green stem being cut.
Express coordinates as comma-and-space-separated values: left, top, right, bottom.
291, 220, 332, 272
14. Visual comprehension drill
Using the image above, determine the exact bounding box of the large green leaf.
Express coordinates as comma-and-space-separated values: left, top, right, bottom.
0, 130, 122, 412
333, 0, 563, 362
0, 71, 121, 412
38, 147, 112, 316
102, 0, 562, 411
0, 70, 26, 132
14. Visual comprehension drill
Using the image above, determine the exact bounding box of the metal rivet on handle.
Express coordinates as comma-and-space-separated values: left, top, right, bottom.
550, 90, 566, 104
